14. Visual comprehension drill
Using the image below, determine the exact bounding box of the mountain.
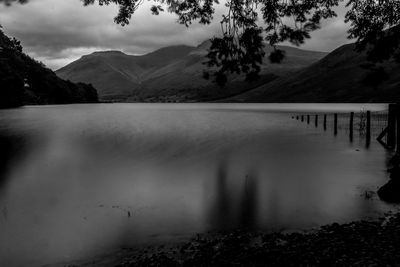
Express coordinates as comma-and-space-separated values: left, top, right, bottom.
0, 30, 98, 108
56, 42, 327, 102
56, 45, 196, 101
227, 43, 400, 102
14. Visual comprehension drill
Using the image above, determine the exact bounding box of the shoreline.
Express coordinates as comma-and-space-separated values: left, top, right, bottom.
61, 211, 400, 267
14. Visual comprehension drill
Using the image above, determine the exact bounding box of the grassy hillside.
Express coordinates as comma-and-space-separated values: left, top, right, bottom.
0, 29, 98, 108
56, 42, 326, 102
227, 43, 400, 103
56, 46, 197, 101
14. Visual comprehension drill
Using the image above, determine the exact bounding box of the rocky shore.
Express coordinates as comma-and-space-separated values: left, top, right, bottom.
68, 212, 400, 267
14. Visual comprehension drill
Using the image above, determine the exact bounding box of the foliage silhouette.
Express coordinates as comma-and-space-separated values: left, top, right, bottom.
80, 0, 341, 85
0, 28, 99, 108
0, 0, 27, 6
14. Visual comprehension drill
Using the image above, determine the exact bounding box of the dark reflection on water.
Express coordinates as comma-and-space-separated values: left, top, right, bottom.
208, 160, 259, 230
0, 132, 28, 191
0, 134, 16, 187
239, 171, 258, 229
210, 160, 232, 229
0, 103, 397, 267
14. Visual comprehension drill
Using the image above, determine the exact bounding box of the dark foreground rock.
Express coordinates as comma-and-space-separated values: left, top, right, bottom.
69, 213, 400, 267
378, 180, 400, 203
378, 155, 400, 203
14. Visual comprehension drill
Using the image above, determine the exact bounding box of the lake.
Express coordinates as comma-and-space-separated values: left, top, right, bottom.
0, 103, 397, 266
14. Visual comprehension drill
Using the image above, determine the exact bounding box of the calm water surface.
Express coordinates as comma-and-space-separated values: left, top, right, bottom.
0, 103, 397, 266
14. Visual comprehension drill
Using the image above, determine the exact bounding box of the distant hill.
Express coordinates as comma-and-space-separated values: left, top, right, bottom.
227, 43, 400, 103
56, 42, 327, 102
0, 30, 98, 108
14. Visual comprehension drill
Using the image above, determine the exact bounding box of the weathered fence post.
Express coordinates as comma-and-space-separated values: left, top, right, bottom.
315, 115, 318, 127
388, 104, 396, 148
323, 114, 327, 131
365, 110, 371, 148
334, 113, 338, 135
307, 115, 310, 124
366, 111, 371, 139
397, 106, 400, 153
350, 112, 354, 141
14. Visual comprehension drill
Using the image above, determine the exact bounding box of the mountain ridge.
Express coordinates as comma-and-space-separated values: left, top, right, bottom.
56, 42, 327, 102
226, 43, 400, 103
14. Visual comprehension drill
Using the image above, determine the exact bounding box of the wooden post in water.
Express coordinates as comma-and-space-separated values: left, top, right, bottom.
397, 106, 400, 154
323, 114, 327, 131
366, 111, 371, 147
388, 104, 396, 148
307, 115, 310, 124
334, 113, 338, 135
349, 112, 354, 141
315, 115, 318, 127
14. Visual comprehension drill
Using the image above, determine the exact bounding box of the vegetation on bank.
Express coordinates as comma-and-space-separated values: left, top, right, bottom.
0, 28, 98, 108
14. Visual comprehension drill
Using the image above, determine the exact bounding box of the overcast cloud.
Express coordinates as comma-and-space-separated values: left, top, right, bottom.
0, 0, 353, 70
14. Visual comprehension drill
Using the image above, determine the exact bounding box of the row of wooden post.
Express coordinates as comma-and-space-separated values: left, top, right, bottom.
294, 104, 400, 152
294, 110, 372, 142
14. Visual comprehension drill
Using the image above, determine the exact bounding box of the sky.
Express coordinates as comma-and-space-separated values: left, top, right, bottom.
0, 0, 353, 70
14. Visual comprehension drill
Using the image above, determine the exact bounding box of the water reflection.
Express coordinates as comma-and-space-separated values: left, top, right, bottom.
209, 160, 232, 229
0, 134, 15, 185
366, 134, 371, 149
209, 160, 259, 230
239, 172, 258, 229
0, 133, 27, 191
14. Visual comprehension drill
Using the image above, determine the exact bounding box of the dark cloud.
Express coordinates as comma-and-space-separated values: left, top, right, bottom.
0, 0, 352, 70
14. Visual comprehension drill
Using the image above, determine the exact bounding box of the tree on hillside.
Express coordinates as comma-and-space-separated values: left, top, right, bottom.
2, 0, 400, 85
0, 27, 99, 107
345, 0, 400, 87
